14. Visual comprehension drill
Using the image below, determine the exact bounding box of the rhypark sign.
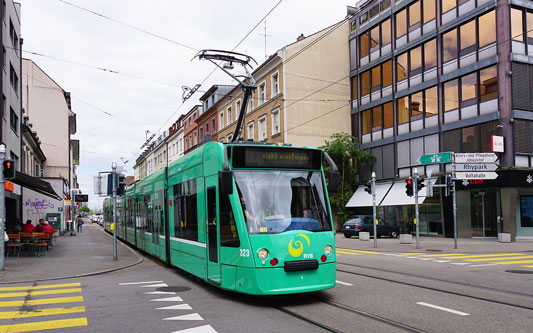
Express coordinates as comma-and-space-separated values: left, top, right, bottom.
417, 152, 452, 165
455, 171, 498, 180
454, 163, 498, 172
454, 153, 498, 164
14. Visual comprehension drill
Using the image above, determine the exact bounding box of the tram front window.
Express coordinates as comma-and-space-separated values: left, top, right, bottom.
234, 170, 331, 234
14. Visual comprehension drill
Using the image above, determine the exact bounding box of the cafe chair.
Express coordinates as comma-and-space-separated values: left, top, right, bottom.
33, 240, 48, 256
6, 242, 23, 258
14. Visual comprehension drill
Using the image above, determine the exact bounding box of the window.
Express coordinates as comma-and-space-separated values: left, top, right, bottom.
528, 12, 533, 45
425, 86, 438, 117
258, 82, 266, 105
371, 65, 381, 90
236, 100, 241, 114
219, 112, 224, 128
423, 0, 435, 24
479, 10, 496, 48
362, 110, 371, 134
200, 127, 204, 140
193, 131, 197, 145
173, 180, 198, 241
372, 106, 381, 129
511, 8, 523, 42
382, 60, 392, 87
444, 79, 459, 112
370, 25, 380, 52
247, 121, 255, 140
396, 9, 407, 38
381, 19, 391, 46
460, 20, 476, 54
271, 108, 280, 135
258, 116, 267, 141
443, 28, 458, 63
9, 64, 18, 93
520, 196, 533, 228
227, 106, 232, 124
461, 72, 477, 106
360, 32, 369, 58
396, 52, 408, 81
352, 76, 358, 101
248, 92, 254, 111
442, 0, 456, 14
410, 46, 422, 74
10, 107, 17, 133
212, 118, 216, 132
408, 1, 420, 28
227, 134, 232, 142
398, 97, 409, 124
462, 126, 478, 152
219, 190, 239, 247
206, 123, 209, 135
9, 20, 18, 50
480, 65, 498, 102
383, 102, 393, 128
185, 138, 188, 150
410, 92, 423, 120
271, 73, 279, 96
361, 70, 370, 95
424, 39, 437, 70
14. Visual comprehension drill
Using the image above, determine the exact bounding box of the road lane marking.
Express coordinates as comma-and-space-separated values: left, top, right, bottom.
336, 248, 382, 254
0, 283, 80, 292
164, 313, 204, 321
145, 291, 176, 295
141, 283, 168, 288
433, 260, 450, 263
0, 317, 88, 332
171, 325, 218, 333
522, 265, 533, 268
416, 302, 469, 316
0, 306, 86, 319
416, 258, 434, 261
400, 253, 425, 255
0, 296, 84, 307
465, 256, 533, 262
157, 304, 193, 310
418, 253, 466, 257
335, 280, 353, 286
335, 251, 362, 255
490, 260, 533, 264
119, 280, 163, 285
469, 264, 498, 267
0, 288, 82, 298
150, 296, 183, 302
450, 262, 470, 265
439, 253, 524, 259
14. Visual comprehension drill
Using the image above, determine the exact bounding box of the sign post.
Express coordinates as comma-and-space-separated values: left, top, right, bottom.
414, 168, 420, 249
371, 172, 377, 249
0, 144, 5, 271
112, 162, 117, 261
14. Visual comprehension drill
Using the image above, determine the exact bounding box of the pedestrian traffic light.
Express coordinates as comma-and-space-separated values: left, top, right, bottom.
416, 176, 425, 192
405, 177, 414, 197
445, 175, 454, 197
3, 159, 15, 180
364, 180, 372, 195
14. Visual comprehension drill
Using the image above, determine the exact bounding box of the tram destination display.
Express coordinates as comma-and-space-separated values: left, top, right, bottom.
232, 146, 322, 169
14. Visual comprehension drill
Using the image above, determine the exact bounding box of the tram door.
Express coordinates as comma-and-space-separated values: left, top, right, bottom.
206, 176, 221, 284
152, 193, 160, 258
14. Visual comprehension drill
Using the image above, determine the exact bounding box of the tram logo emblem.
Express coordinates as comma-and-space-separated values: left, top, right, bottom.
288, 234, 310, 257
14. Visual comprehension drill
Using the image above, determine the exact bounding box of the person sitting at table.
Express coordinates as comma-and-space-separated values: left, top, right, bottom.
40, 221, 54, 233
22, 220, 36, 233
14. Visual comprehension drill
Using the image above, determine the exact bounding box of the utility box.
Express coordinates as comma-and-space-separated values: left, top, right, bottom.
46, 213, 62, 230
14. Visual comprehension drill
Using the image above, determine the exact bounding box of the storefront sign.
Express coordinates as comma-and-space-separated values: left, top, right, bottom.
491, 136, 504, 153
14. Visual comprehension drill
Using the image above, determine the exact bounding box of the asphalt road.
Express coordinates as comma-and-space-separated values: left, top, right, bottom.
1, 240, 532, 332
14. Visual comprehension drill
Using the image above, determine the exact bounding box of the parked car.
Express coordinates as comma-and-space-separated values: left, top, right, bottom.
342, 215, 400, 238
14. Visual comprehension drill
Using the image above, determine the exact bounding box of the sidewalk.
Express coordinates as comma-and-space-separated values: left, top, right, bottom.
335, 233, 533, 254
0, 220, 143, 284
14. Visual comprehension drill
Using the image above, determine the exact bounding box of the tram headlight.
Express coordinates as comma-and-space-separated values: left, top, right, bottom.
324, 245, 333, 255
258, 248, 269, 259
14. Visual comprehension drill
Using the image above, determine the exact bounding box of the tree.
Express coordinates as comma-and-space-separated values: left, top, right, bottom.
79, 206, 91, 215
321, 133, 375, 229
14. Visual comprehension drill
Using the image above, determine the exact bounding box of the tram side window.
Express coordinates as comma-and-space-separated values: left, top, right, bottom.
158, 190, 165, 236
173, 180, 198, 241
144, 195, 152, 233
219, 193, 240, 247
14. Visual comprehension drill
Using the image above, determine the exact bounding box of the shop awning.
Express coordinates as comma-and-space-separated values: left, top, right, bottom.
380, 178, 437, 206
11, 172, 62, 201
345, 182, 393, 207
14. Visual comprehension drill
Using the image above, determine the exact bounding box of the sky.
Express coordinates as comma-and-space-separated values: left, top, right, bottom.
18, 0, 352, 209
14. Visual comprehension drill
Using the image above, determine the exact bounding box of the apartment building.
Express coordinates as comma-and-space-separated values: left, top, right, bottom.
182, 105, 202, 154
196, 85, 233, 146
347, 0, 533, 239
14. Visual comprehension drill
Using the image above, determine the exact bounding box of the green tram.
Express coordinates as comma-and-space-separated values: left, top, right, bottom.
104, 141, 339, 295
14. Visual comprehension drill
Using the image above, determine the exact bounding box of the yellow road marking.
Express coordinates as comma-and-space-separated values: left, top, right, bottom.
465, 256, 533, 262
490, 260, 533, 265
522, 265, 533, 268
399, 253, 425, 255
439, 253, 525, 259
336, 251, 362, 255
418, 253, 467, 257
336, 248, 382, 254
0, 306, 85, 319
0, 288, 81, 298
0, 283, 80, 292
0, 296, 84, 307
0, 317, 87, 332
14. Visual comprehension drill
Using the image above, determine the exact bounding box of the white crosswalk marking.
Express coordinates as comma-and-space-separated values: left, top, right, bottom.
150, 296, 183, 302
142, 283, 168, 288
163, 313, 204, 321
157, 304, 192, 310
171, 325, 218, 333
450, 263, 470, 265
119, 281, 163, 285
145, 291, 176, 295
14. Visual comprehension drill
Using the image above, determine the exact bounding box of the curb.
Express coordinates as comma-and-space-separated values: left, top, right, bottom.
0, 226, 144, 284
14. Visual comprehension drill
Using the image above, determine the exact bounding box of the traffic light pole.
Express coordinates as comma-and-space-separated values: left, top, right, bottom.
0, 144, 5, 271
371, 172, 377, 248
112, 162, 117, 260
414, 168, 420, 249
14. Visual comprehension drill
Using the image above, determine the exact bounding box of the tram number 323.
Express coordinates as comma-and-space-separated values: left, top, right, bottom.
240, 249, 250, 257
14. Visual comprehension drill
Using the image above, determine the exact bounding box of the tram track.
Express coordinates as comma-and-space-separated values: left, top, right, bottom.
337, 262, 533, 311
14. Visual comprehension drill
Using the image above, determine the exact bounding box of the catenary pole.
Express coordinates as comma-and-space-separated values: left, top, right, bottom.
0, 144, 6, 270
112, 162, 117, 260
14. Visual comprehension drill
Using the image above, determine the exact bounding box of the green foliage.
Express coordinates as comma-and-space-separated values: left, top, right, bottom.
321, 133, 375, 227
79, 206, 91, 214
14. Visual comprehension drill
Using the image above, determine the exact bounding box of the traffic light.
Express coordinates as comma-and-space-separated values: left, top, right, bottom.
445, 175, 454, 197
3, 159, 15, 180
416, 176, 425, 192
364, 181, 372, 195
405, 177, 414, 197
117, 174, 126, 196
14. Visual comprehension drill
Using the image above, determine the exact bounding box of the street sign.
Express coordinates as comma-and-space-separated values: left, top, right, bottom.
417, 152, 452, 165
454, 163, 498, 172
454, 153, 498, 163
455, 171, 498, 180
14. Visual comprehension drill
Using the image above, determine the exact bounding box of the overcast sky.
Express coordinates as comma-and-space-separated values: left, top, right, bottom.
18, 0, 351, 209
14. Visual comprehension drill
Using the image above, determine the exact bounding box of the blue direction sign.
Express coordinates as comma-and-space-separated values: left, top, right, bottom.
417, 152, 452, 165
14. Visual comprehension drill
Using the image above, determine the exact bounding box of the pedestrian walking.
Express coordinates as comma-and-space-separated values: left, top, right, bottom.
76, 215, 83, 233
